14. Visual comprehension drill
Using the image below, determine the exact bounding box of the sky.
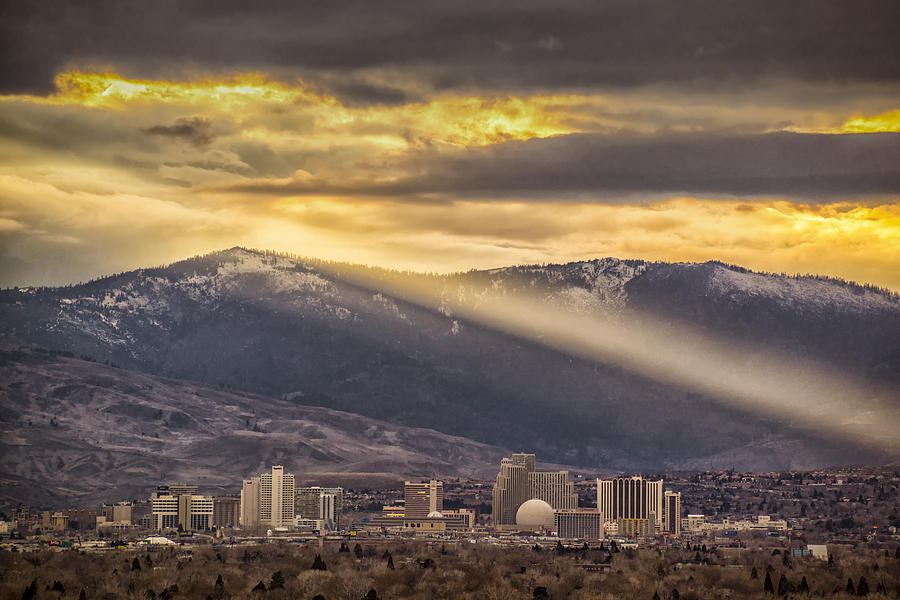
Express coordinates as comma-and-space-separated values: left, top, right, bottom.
1, 1, 899, 290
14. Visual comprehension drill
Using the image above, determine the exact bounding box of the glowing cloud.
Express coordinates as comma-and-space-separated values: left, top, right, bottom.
839, 109, 900, 133
2, 72, 581, 147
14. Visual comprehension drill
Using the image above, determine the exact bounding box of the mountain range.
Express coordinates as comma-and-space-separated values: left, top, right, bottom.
2, 247, 899, 506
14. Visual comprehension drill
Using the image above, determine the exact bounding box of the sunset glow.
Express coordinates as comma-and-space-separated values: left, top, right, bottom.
2, 9, 899, 293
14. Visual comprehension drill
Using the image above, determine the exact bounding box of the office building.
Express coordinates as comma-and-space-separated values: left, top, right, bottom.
213, 496, 240, 529
596, 476, 664, 528
240, 477, 260, 528
157, 483, 198, 496
50, 512, 69, 531
555, 509, 605, 540
529, 471, 578, 510
492, 453, 535, 525
664, 491, 682, 535
296, 487, 344, 531
404, 480, 443, 518
240, 465, 295, 528
151, 493, 212, 531
102, 503, 133, 524
618, 518, 653, 537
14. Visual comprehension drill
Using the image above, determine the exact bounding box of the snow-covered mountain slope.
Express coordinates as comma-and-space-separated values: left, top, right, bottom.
0, 345, 505, 508
1, 248, 898, 472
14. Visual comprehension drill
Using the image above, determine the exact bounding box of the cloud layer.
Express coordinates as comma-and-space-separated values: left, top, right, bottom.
1, 4, 899, 290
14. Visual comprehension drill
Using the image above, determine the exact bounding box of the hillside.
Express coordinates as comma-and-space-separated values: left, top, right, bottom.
2, 248, 898, 475
0, 345, 506, 509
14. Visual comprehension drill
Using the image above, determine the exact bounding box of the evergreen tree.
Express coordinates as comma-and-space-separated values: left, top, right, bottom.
354, 543, 364, 559
364, 590, 379, 600
51, 581, 65, 593
856, 576, 868, 596
21, 579, 38, 600
132, 557, 142, 571
777, 574, 795, 595
79, 590, 87, 600
764, 572, 775, 594
799, 576, 809, 594
750, 566, 758, 579
386, 554, 395, 570
252, 580, 267, 593
846, 577, 856, 595
269, 571, 285, 590
671, 588, 680, 600
311, 554, 327, 571
212, 574, 225, 600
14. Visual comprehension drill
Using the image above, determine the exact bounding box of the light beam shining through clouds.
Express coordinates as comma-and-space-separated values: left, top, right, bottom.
312, 263, 900, 455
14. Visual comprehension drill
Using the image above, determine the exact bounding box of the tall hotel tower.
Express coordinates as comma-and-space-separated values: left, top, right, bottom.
664, 490, 682, 535
529, 471, 578, 511
240, 465, 295, 528
404, 480, 444, 518
596, 476, 664, 529
492, 453, 535, 525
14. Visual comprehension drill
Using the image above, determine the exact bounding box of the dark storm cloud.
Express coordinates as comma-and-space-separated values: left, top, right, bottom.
226, 132, 900, 199
309, 75, 423, 107
2, 1, 899, 95
142, 117, 214, 147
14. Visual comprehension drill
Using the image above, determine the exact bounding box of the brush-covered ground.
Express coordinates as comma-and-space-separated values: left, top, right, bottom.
1, 539, 898, 599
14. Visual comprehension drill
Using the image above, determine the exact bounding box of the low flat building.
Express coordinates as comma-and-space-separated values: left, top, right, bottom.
618, 517, 653, 537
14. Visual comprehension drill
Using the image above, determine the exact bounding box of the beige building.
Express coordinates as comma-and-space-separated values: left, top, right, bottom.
492, 454, 579, 526
213, 496, 240, 529
151, 493, 212, 531
240, 465, 295, 528
529, 471, 578, 510
492, 453, 535, 525
50, 512, 69, 531
555, 509, 605, 540
664, 491, 682, 535
296, 487, 344, 531
618, 517, 653, 537
404, 480, 443, 518
597, 476, 664, 528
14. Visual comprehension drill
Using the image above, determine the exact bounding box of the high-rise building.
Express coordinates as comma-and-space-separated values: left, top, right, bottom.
492, 453, 535, 525
240, 478, 260, 528
296, 487, 344, 531
596, 476, 664, 528
151, 493, 212, 531
240, 465, 295, 528
213, 496, 240, 529
529, 471, 578, 510
404, 480, 443, 518
664, 491, 682, 535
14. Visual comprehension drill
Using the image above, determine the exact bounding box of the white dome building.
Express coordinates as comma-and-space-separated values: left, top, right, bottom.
426, 511, 444, 518
515, 498, 554, 529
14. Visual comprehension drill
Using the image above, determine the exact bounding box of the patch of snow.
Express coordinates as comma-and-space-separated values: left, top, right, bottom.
707, 265, 897, 313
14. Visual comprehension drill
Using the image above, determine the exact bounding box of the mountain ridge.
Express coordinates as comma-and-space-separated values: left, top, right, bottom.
2, 247, 898, 477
